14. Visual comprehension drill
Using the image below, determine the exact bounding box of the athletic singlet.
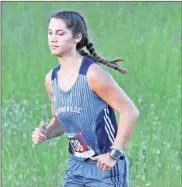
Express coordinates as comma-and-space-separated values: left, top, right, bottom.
51, 56, 118, 160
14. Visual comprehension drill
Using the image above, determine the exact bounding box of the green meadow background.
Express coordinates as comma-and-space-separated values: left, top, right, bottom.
2, 2, 181, 187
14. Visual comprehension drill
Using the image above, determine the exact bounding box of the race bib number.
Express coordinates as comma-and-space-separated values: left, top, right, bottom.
67, 132, 95, 159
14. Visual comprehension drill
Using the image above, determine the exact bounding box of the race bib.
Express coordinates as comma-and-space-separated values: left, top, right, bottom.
67, 132, 95, 159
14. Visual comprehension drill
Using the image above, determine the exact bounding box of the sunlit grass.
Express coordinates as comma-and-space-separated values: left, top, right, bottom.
2, 2, 181, 187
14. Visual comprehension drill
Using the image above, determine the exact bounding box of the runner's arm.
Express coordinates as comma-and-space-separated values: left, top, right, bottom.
87, 64, 139, 150
43, 70, 65, 139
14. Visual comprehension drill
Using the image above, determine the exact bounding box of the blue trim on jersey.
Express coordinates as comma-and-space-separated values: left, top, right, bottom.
95, 105, 118, 154
95, 109, 111, 154
79, 56, 95, 75
106, 105, 118, 138
51, 56, 95, 81
51, 65, 60, 81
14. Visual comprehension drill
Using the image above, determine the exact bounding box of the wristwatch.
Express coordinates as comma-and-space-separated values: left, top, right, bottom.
109, 147, 124, 160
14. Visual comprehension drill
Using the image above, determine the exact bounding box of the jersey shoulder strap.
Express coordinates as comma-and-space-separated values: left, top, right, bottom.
79, 56, 96, 75
51, 65, 60, 81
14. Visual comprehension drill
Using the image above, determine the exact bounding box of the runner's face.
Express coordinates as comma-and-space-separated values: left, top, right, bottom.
48, 18, 75, 57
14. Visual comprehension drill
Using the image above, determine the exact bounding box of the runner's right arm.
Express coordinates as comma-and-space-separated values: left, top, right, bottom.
43, 70, 65, 139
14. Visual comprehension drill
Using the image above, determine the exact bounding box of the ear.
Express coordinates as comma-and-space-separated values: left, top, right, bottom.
73, 33, 82, 44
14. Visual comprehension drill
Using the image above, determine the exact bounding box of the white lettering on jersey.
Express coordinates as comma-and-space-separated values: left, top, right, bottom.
55, 106, 82, 116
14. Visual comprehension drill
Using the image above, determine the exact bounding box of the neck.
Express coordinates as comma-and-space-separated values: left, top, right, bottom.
58, 50, 83, 72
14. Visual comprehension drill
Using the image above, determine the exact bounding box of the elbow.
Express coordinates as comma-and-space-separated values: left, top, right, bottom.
131, 107, 140, 120
126, 107, 140, 119
126, 110, 139, 121
129, 109, 139, 126
118, 104, 140, 118
134, 108, 140, 117
119, 108, 140, 119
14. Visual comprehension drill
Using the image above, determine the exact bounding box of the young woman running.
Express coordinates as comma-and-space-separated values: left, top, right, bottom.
32, 10, 139, 187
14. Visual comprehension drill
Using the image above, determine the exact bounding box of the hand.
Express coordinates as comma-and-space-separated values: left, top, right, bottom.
90, 153, 117, 171
32, 121, 48, 144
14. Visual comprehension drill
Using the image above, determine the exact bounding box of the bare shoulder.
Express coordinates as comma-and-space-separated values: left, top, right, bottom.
87, 63, 115, 90
45, 69, 53, 85
87, 63, 107, 75
87, 63, 139, 114
45, 69, 53, 97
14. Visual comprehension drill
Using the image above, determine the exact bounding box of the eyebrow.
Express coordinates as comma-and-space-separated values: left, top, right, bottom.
48, 29, 65, 32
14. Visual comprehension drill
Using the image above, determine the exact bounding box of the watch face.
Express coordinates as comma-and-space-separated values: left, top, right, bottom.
111, 149, 122, 160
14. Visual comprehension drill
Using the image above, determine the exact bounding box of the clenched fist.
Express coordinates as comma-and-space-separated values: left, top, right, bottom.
32, 121, 48, 144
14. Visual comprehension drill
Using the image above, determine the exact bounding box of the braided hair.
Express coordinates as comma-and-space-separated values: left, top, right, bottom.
50, 10, 128, 74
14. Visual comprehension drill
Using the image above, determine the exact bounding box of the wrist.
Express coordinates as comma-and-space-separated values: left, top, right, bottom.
41, 127, 50, 139
109, 147, 125, 160
110, 145, 124, 152
111, 143, 125, 150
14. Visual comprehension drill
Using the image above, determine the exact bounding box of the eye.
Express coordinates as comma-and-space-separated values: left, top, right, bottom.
58, 33, 64, 36
48, 32, 52, 35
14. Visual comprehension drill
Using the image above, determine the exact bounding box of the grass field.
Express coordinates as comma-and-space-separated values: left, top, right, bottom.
2, 2, 181, 187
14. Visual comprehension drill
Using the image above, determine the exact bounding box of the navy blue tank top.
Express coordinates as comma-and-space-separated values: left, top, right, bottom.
51, 56, 118, 160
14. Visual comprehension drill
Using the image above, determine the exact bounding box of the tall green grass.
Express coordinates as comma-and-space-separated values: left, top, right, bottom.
2, 2, 181, 187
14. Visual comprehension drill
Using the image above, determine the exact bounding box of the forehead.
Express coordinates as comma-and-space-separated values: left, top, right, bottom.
48, 18, 68, 31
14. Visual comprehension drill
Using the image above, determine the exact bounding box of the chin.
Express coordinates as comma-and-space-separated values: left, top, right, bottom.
50, 51, 62, 57
51, 52, 59, 56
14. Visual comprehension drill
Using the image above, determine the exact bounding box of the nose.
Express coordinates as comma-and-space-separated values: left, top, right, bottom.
49, 34, 57, 43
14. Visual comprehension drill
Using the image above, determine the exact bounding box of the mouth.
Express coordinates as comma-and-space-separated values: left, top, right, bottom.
50, 45, 59, 49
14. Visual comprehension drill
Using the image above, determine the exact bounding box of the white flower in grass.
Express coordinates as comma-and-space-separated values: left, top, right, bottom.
138, 97, 142, 104
3, 123, 8, 128
176, 165, 181, 172
166, 144, 171, 149
21, 107, 25, 112
154, 116, 159, 121
150, 104, 155, 109
153, 121, 157, 125
156, 150, 160, 155
23, 133, 27, 139
49, 141, 53, 147
22, 99, 28, 105
158, 163, 161, 168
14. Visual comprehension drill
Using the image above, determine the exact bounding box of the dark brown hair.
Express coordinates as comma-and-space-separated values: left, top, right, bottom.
50, 10, 128, 74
